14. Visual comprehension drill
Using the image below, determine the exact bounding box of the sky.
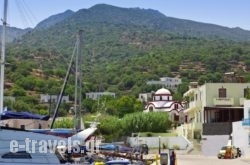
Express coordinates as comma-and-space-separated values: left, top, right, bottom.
1, 0, 250, 30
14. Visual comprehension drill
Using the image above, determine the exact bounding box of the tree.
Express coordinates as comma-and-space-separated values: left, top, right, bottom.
121, 112, 172, 135
116, 95, 142, 117
98, 115, 122, 142
82, 98, 95, 113
11, 85, 26, 96
12, 100, 31, 112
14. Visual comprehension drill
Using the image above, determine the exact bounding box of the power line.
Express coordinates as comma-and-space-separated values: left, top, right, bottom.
14, 0, 37, 28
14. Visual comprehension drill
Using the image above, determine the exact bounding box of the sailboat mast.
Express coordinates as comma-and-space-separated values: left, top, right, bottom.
74, 30, 83, 130
0, 0, 8, 113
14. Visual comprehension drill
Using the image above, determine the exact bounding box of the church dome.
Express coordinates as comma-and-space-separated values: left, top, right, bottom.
155, 88, 171, 95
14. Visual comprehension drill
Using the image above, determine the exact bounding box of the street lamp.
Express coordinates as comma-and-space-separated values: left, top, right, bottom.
158, 136, 161, 154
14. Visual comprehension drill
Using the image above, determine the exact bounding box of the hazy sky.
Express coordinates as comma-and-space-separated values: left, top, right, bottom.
1, 0, 250, 30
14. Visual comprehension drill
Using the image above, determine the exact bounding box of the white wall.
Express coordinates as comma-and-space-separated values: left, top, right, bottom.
232, 121, 250, 157
201, 135, 229, 156
244, 100, 250, 119
127, 136, 190, 150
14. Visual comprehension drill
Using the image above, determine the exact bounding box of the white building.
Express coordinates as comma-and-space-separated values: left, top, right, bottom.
144, 88, 184, 123
179, 82, 250, 156
147, 77, 182, 90
86, 92, 115, 100
40, 94, 69, 103
138, 93, 152, 103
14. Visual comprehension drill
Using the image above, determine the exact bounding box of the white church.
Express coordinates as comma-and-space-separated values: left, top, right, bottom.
144, 88, 185, 123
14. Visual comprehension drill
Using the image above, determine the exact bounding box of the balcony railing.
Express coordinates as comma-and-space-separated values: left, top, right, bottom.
213, 97, 234, 106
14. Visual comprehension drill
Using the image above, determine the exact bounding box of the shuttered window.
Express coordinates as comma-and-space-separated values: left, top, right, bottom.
219, 88, 226, 98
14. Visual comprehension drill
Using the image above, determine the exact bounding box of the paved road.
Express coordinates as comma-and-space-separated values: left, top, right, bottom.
176, 155, 250, 165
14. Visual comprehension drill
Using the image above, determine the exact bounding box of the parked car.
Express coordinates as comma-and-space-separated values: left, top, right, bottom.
132, 144, 149, 155
99, 144, 133, 153
217, 145, 238, 159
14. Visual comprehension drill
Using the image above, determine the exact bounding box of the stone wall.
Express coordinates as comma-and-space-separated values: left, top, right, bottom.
1, 119, 51, 129
126, 136, 190, 150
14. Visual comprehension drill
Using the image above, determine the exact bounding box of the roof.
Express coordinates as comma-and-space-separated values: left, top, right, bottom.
155, 88, 171, 95
147, 101, 183, 109
153, 101, 174, 108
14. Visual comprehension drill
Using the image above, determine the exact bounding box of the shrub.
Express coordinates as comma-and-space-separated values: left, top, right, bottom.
173, 144, 180, 150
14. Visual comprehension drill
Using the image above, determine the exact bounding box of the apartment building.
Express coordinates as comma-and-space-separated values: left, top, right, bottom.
180, 82, 250, 156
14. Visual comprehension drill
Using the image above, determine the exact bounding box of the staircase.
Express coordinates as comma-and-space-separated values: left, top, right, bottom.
187, 139, 201, 155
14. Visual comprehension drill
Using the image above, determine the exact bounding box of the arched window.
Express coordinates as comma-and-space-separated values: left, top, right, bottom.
174, 104, 178, 109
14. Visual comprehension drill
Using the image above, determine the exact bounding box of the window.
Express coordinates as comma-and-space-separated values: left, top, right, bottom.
149, 106, 153, 112
219, 87, 226, 98
174, 114, 179, 121
2, 151, 32, 159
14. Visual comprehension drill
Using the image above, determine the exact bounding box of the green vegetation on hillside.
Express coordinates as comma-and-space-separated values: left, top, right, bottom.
2, 4, 250, 115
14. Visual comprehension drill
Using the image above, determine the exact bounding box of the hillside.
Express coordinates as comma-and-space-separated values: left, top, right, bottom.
0, 26, 30, 43
35, 10, 74, 30
3, 4, 250, 105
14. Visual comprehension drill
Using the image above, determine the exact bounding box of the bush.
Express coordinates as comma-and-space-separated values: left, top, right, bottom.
173, 144, 180, 150
162, 143, 168, 149
146, 132, 152, 137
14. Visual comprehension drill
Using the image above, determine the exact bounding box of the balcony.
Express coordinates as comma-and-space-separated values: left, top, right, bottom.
184, 100, 202, 113
213, 97, 234, 106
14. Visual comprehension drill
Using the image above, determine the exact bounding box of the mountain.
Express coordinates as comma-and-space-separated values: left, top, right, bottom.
27, 4, 250, 42
4, 4, 250, 99
9, 4, 250, 60
0, 9, 74, 43
79, 4, 250, 41
0, 26, 30, 43
35, 10, 74, 30
5, 4, 250, 44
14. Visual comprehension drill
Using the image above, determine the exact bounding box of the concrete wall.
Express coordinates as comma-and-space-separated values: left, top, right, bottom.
1, 119, 51, 129
127, 136, 190, 150
201, 135, 229, 156
232, 121, 250, 157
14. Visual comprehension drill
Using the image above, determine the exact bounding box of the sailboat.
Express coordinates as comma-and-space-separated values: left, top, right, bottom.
29, 30, 87, 138
0, 0, 97, 164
